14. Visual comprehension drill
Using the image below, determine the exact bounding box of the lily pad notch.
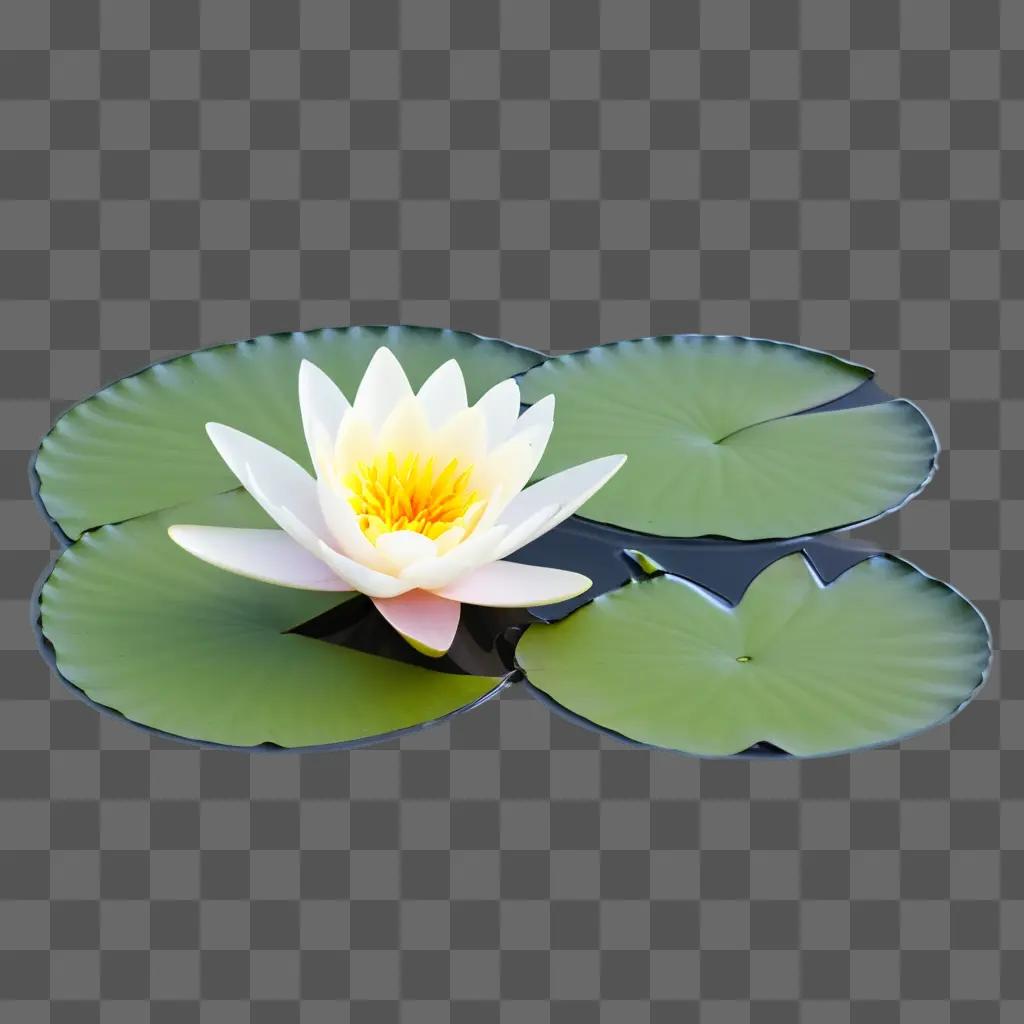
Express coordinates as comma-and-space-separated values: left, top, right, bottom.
515, 548, 991, 758
519, 335, 939, 540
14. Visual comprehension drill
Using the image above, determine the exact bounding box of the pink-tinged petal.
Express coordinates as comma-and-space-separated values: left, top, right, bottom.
206, 422, 329, 543
168, 525, 352, 592
473, 378, 522, 449
372, 590, 461, 657
352, 347, 413, 433
416, 358, 467, 429
495, 454, 627, 555
436, 560, 592, 607
299, 360, 349, 473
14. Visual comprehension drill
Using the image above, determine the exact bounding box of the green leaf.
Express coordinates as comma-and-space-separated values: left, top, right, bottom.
519, 335, 937, 539
36, 325, 542, 540
37, 490, 504, 749
516, 552, 990, 757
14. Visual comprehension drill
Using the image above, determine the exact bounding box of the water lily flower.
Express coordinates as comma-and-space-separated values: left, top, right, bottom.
168, 348, 626, 657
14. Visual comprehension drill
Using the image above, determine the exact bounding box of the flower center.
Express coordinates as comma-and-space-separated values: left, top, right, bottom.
344, 452, 480, 543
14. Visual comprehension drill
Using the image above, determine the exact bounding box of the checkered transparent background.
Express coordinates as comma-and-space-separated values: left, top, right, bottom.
0, 0, 1020, 1019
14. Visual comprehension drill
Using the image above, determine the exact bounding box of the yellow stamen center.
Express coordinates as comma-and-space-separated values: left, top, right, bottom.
344, 452, 480, 543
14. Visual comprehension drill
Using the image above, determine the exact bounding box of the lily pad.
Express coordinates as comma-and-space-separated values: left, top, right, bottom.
515, 552, 991, 757
35, 325, 542, 541
36, 490, 505, 749
518, 335, 938, 539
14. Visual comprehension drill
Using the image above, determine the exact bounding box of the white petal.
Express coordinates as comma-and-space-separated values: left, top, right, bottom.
416, 359, 467, 429
472, 422, 553, 513
299, 360, 349, 474
244, 469, 330, 557
352, 347, 413, 433
332, 412, 376, 480
371, 591, 461, 657
306, 421, 333, 482
436, 560, 592, 607
374, 530, 438, 574
510, 393, 555, 440
400, 525, 508, 591
472, 486, 507, 533
473, 378, 522, 449
423, 405, 489, 474
505, 421, 555, 480
377, 394, 431, 457
492, 502, 559, 559
245, 469, 389, 595
316, 477, 387, 570
315, 540, 413, 598
206, 423, 329, 543
495, 454, 627, 555
168, 525, 352, 592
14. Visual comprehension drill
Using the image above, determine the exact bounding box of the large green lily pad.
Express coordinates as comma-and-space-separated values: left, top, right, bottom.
36, 325, 542, 540
515, 552, 990, 757
37, 490, 504, 749
519, 336, 938, 539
